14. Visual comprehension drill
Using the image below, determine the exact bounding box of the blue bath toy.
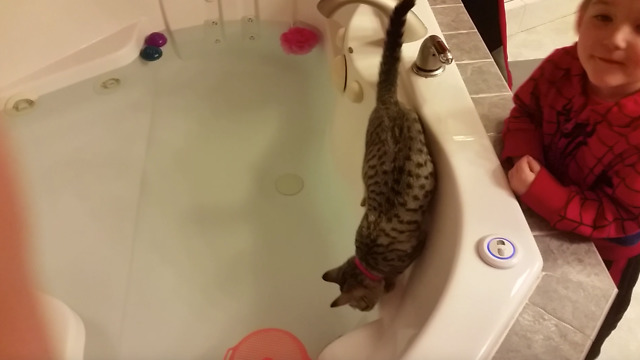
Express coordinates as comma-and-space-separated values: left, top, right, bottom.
140, 46, 163, 61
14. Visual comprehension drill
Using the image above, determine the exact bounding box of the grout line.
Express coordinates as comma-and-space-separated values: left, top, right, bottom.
453, 57, 494, 63
470, 92, 513, 98
529, 302, 591, 337
511, 12, 579, 35
455, 59, 495, 64
428, 4, 463, 8
441, 30, 476, 35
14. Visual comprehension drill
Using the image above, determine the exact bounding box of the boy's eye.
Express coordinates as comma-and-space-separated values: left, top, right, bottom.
594, 14, 613, 22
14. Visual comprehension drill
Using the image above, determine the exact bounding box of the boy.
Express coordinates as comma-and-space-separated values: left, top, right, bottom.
501, 0, 640, 358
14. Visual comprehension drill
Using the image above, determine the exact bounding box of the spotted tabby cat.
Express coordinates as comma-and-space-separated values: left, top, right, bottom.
322, 0, 436, 311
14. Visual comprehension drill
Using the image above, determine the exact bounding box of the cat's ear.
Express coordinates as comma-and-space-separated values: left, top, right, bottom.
330, 293, 352, 308
322, 267, 341, 284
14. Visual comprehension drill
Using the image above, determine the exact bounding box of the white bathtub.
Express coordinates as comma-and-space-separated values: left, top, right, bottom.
0, 1, 542, 359
316, 2, 543, 359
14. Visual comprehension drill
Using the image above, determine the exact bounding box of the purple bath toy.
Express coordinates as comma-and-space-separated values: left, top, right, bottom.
145, 32, 168, 48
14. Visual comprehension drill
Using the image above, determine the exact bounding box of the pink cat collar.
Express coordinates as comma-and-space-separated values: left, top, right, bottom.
354, 257, 382, 281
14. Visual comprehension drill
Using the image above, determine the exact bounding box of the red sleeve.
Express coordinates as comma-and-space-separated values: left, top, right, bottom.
500, 60, 546, 165
521, 163, 640, 238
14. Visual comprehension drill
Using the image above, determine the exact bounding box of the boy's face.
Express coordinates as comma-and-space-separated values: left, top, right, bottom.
577, 0, 640, 100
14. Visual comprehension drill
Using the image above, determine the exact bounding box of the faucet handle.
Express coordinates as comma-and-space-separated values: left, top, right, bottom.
412, 35, 454, 78
431, 36, 453, 65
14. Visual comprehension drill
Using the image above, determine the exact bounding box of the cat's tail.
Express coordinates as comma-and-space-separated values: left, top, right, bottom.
376, 0, 416, 105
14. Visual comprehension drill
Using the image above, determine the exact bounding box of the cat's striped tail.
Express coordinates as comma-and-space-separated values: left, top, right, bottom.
376, 0, 416, 105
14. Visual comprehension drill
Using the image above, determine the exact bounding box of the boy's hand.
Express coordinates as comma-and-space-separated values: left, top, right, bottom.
508, 155, 541, 195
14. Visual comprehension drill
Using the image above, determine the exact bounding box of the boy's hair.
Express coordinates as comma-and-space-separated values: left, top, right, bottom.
580, 0, 592, 13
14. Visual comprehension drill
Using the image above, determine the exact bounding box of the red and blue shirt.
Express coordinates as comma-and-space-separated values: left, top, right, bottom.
501, 44, 640, 285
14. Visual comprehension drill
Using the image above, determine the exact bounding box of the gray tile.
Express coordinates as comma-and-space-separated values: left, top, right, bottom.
534, 233, 615, 289
493, 303, 591, 360
427, 0, 462, 6
457, 61, 510, 96
443, 31, 492, 62
487, 133, 502, 157
510, 58, 544, 91
471, 94, 512, 134
491, 48, 509, 84
521, 203, 558, 235
431, 5, 476, 33
529, 273, 616, 339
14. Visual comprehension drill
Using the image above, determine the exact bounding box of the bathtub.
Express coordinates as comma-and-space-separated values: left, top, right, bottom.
0, 0, 542, 359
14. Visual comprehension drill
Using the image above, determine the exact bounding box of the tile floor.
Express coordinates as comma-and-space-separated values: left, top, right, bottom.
506, 11, 640, 360
507, 14, 578, 61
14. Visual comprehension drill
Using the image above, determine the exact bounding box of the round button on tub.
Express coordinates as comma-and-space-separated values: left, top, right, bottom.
477, 235, 520, 269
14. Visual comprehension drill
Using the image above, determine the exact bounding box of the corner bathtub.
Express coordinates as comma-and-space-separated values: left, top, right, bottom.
0, 1, 542, 359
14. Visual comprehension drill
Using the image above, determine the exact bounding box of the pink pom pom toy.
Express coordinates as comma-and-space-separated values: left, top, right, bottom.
280, 26, 320, 55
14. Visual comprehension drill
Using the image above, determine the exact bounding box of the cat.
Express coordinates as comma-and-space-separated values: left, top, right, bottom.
322, 0, 436, 312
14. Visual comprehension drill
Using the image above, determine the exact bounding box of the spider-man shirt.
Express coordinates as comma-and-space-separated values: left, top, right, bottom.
501, 44, 640, 286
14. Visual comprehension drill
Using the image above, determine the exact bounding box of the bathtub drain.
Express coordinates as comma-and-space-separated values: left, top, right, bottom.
275, 174, 304, 196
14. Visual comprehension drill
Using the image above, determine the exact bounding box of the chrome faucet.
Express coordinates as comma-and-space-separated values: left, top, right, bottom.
412, 35, 454, 77
316, 0, 428, 43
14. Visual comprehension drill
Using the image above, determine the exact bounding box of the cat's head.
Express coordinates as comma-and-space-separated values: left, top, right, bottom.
321, 256, 385, 311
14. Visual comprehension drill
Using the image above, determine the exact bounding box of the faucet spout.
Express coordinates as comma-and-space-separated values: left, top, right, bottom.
316, 0, 428, 42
